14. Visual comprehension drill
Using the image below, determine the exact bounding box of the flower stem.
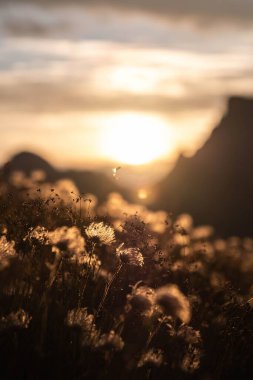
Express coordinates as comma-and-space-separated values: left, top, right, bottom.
96, 263, 123, 317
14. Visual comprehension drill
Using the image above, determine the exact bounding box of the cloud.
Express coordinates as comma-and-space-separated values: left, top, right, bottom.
94, 0, 253, 26
1, 0, 253, 27
0, 80, 226, 116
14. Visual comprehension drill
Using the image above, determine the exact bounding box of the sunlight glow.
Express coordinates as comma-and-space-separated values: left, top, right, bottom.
138, 188, 148, 200
102, 113, 172, 165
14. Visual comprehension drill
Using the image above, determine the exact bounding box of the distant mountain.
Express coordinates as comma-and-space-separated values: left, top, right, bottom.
1, 151, 125, 201
2, 152, 56, 178
152, 96, 253, 237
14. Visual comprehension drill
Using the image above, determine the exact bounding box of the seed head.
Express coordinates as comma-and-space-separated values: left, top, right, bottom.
1, 309, 31, 329
85, 222, 115, 245
155, 284, 191, 323
117, 246, 144, 267
95, 330, 124, 352
138, 349, 164, 368
0, 236, 17, 271
126, 285, 155, 315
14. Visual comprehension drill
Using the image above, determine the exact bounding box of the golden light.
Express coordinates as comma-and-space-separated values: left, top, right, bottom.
102, 113, 171, 166
110, 66, 158, 94
138, 188, 148, 200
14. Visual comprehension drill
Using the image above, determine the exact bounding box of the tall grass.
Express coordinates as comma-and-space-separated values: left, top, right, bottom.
1, 180, 253, 379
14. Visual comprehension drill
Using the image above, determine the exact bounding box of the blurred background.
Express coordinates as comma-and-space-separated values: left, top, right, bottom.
1, 0, 253, 235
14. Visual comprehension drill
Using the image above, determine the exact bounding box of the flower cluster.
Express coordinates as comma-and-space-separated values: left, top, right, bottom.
1, 186, 253, 379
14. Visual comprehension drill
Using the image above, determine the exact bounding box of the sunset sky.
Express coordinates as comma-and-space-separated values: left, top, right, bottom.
1, 0, 253, 175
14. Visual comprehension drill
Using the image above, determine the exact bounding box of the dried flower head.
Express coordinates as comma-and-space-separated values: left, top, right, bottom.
155, 285, 191, 324
181, 347, 202, 373
66, 307, 93, 328
0, 224, 7, 235
95, 330, 124, 352
177, 325, 202, 345
66, 308, 99, 346
138, 349, 164, 368
85, 222, 115, 245
117, 245, 144, 267
77, 253, 101, 274
126, 285, 155, 315
121, 214, 151, 249
1, 309, 32, 329
0, 236, 17, 271
24, 226, 49, 245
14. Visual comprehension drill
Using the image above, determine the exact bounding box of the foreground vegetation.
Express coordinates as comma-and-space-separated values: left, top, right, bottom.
1, 175, 253, 379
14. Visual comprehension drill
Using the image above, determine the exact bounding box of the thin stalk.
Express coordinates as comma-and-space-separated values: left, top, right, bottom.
78, 244, 96, 306
146, 317, 164, 349
96, 263, 123, 317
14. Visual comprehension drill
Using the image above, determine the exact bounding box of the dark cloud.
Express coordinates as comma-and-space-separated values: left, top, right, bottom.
1, 0, 253, 26
3, 19, 68, 37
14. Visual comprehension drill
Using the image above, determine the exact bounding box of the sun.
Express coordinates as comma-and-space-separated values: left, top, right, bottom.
101, 113, 171, 165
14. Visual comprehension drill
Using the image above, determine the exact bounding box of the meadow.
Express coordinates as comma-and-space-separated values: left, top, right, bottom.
1, 173, 253, 379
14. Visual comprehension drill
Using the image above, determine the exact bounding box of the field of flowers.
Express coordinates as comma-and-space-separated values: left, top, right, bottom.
1, 175, 253, 379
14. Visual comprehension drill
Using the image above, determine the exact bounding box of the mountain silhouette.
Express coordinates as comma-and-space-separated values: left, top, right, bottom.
3, 152, 56, 178
1, 151, 124, 201
152, 96, 253, 237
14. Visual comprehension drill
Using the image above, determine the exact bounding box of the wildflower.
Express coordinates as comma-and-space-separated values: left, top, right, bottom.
181, 347, 202, 373
117, 246, 144, 267
145, 210, 169, 234
171, 260, 186, 272
95, 330, 124, 352
175, 214, 193, 234
210, 272, 226, 289
48, 226, 85, 257
126, 285, 155, 315
214, 239, 227, 252
66, 308, 99, 346
1, 309, 32, 330
192, 225, 214, 240
77, 253, 101, 274
188, 261, 205, 274
0, 236, 17, 271
24, 226, 49, 244
85, 222, 115, 245
174, 233, 190, 247
66, 307, 93, 328
138, 349, 164, 368
0, 224, 7, 235
121, 214, 151, 249
177, 325, 202, 345
155, 285, 191, 324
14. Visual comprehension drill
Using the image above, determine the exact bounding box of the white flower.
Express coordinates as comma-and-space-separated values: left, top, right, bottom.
85, 222, 115, 245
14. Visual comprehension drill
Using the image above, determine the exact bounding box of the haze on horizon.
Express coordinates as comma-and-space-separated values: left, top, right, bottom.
0, 0, 253, 178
